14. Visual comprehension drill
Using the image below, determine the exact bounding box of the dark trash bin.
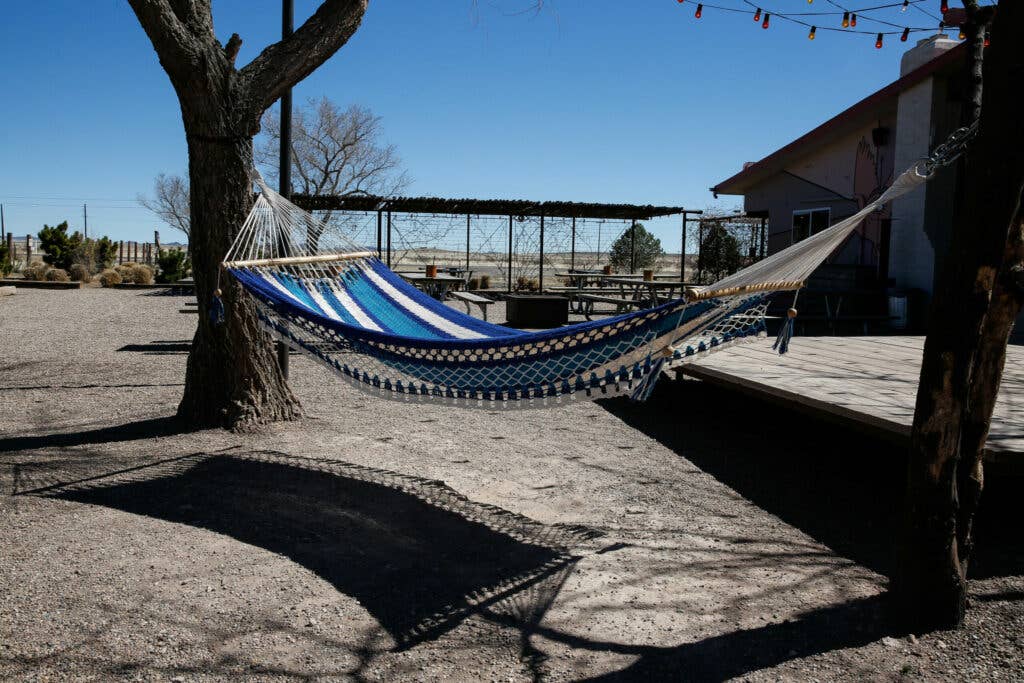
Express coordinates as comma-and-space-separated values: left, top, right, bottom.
505, 295, 569, 328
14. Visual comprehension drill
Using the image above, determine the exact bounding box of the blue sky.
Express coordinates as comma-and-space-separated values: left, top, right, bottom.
0, 0, 956, 250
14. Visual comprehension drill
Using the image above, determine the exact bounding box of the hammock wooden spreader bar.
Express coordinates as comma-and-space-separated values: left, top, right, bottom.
685, 279, 807, 302
223, 251, 378, 269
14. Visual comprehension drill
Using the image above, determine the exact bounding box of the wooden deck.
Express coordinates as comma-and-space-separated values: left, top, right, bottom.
675, 336, 1024, 465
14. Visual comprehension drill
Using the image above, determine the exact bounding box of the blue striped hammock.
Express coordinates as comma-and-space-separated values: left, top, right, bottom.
223, 166, 928, 409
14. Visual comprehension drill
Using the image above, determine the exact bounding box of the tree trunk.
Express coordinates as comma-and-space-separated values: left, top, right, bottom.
178, 133, 300, 430
895, 0, 1024, 630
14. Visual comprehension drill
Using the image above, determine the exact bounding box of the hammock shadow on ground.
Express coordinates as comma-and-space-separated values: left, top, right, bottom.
117, 341, 192, 354
28, 451, 590, 650
600, 379, 1024, 581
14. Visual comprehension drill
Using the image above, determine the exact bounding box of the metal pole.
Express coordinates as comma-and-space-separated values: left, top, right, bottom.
760, 217, 767, 258
276, 0, 294, 380
697, 221, 704, 282
570, 217, 576, 272
680, 213, 687, 281
538, 213, 545, 291
376, 210, 382, 257
507, 215, 513, 293
465, 213, 471, 274
83, 204, 88, 240
630, 219, 637, 274
386, 210, 392, 267
1, 203, 5, 240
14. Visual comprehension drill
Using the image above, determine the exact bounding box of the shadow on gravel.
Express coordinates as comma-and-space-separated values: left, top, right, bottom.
578, 594, 895, 682
601, 379, 1024, 581
32, 451, 592, 650
117, 341, 192, 354
0, 416, 191, 454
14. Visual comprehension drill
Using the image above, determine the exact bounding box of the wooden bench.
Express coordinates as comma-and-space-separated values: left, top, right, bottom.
449, 291, 495, 321
576, 293, 642, 320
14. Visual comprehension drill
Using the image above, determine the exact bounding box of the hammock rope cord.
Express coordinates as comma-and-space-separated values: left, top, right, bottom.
221, 127, 962, 408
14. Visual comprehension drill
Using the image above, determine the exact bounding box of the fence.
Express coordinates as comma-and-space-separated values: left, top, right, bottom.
319, 210, 686, 292
3, 234, 171, 270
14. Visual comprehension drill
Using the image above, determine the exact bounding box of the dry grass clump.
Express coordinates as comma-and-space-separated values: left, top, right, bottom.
98, 269, 123, 287
479, 274, 491, 289
113, 263, 155, 284
45, 268, 71, 282
22, 263, 51, 281
69, 264, 92, 283
467, 277, 481, 290
129, 264, 155, 284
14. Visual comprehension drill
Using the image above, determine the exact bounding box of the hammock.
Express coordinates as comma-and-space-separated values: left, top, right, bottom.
222, 164, 928, 409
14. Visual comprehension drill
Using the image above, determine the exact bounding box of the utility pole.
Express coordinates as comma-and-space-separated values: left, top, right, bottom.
83, 204, 88, 239
276, 0, 293, 380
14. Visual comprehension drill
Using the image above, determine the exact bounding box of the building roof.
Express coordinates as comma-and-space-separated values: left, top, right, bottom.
291, 194, 691, 221
711, 42, 965, 197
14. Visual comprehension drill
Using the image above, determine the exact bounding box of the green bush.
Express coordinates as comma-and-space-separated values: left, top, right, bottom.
45, 268, 70, 282
156, 249, 189, 283
69, 263, 92, 282
98, 269, 122, 287
94, 237, 117, 271
22, 263, 50, 280
608, 223, 665, 273
38, 222, 82, 271
0, 241, 11, 277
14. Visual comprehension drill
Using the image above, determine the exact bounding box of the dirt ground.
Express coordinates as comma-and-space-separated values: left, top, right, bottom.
1, 287, 1021, 682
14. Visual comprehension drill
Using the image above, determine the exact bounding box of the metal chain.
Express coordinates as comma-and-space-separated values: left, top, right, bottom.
917, 119, 980, 177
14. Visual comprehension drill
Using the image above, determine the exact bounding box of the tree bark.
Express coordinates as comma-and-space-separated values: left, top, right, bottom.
178, 134, 301, 429
128, 0, 368, 430
895, 0, 1024, 630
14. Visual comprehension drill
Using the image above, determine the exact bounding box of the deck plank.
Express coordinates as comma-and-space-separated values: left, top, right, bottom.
676, 336, 1024, 465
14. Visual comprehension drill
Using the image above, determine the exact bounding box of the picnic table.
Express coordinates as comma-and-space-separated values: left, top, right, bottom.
395, 271, 464, 300
554, 274, 690, 319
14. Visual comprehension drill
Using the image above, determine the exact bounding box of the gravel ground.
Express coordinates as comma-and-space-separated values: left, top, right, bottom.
0, 287, 1021, 682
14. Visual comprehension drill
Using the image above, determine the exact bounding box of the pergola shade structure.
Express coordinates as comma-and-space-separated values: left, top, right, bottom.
289, 193, 696, 291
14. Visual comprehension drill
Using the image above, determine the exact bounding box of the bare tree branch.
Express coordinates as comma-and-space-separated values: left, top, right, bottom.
138, 173, 191, 239
238, 0, 368, 121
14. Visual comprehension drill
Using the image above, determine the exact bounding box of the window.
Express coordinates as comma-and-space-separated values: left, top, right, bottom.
792, 208, 831, 243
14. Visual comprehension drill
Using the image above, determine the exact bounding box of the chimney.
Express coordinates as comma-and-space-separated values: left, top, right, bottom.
900, 34, 958, 76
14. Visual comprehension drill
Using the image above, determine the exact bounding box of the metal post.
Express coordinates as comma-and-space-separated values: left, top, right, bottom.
376, 210, 382, 257
25, 235, 31, 264
386, 210, 392, 267
680, 213, 688, 281
507, 215, 513, 293
276, 0, 294, 380
570, 217, 576, 272
697, 221, 704, 282
1, 203, 5, 240
538, 213, 545, 292
83, 204, 88, 240
760, 217, 767, 258
465, 213, 471, 274
630, 219, 637, 274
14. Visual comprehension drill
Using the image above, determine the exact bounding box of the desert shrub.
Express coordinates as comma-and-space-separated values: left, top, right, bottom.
514, 276, 539, 292
38, 222, 82, 271
22, 263, 50, 280
94, 237, 117, 271
479, 274, 491, 289
156, 249, 189, 283
467, 277, 480, 290
128, 264, 155, 284
45, 268, 70, 282
114, 264, 134, 277
98, 269, 123, 287
0, 242, 11, 277
69, 263, 92, 283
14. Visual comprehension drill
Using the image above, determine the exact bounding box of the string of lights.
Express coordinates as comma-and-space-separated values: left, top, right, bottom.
674, 0, 996, 48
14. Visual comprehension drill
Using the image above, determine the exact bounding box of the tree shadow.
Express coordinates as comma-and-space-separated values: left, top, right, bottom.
577, 594, 895, 682
26, 451, 594, 650
601, 379, 1024, 580
0, 416, 191, 454
117, 341, 192, 354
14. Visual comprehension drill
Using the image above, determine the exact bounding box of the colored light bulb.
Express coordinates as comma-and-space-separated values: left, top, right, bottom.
959, 27, 966, 40
851, 13, 858, 27
941, 0, 949, 14
753, 8, 761, 22
901, 27, 910, 41
762, 13, 770, 29
809, 25, 817, 40
695, 3, 702, 18
876, 32, 884, 48
842, 11, 850, 28
984, 33, 991, 47
902, 0, 909, 11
